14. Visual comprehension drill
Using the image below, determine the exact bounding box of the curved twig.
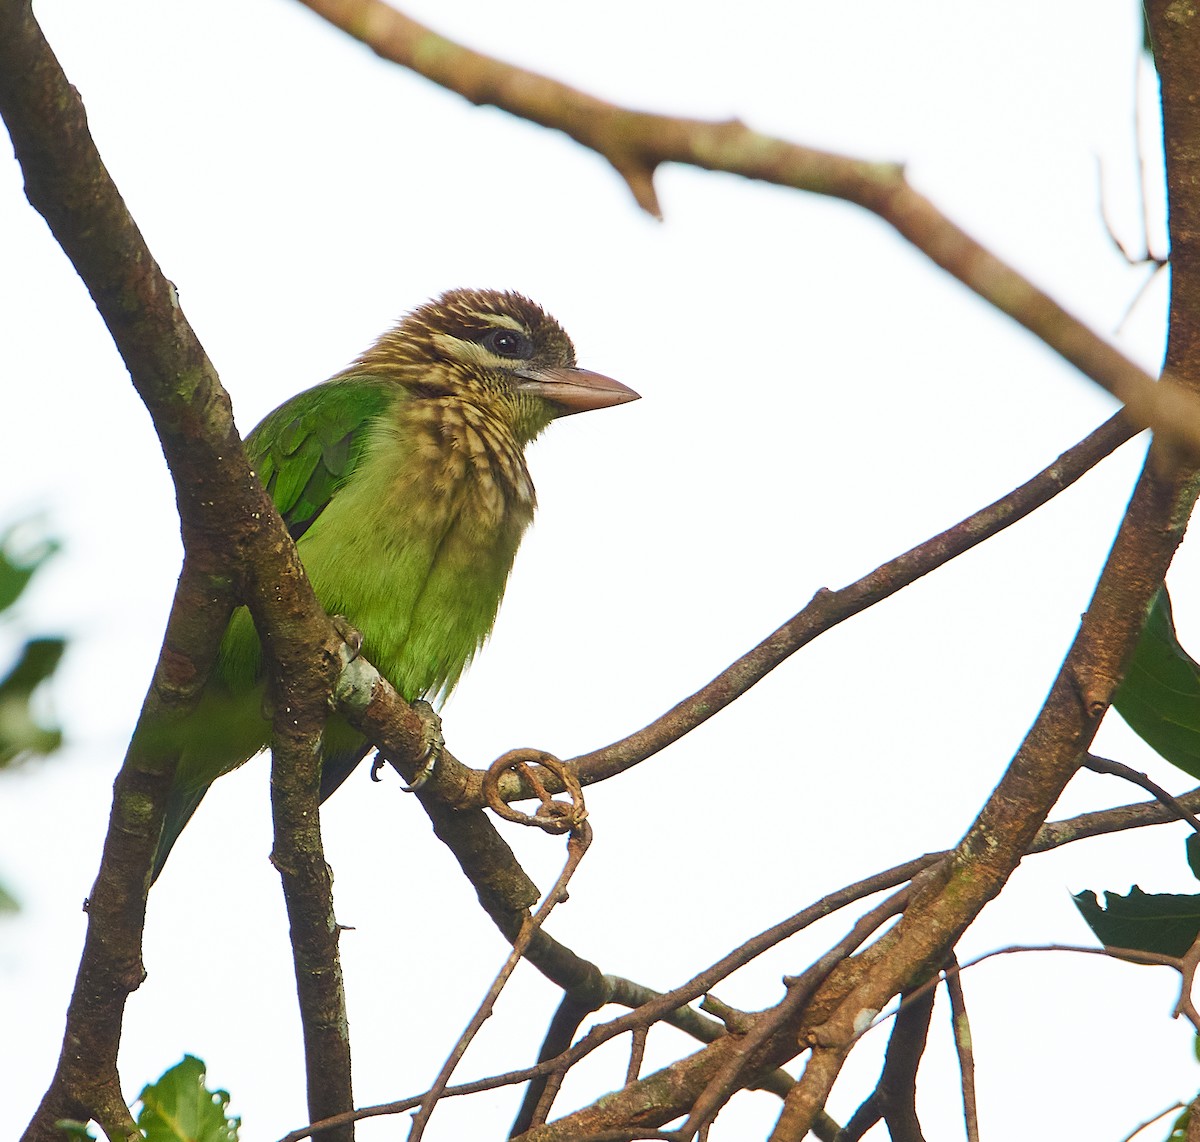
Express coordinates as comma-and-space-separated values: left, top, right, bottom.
1082, 753, 1200, 835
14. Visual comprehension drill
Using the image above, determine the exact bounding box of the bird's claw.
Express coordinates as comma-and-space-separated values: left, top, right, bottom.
331, 614, 364, 660
402, 699, 443, 792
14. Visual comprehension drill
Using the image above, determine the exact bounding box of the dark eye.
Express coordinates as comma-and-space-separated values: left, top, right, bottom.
481, 328, 533, 360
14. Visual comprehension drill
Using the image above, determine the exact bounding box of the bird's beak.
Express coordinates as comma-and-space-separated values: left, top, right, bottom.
516, 365, 640, 416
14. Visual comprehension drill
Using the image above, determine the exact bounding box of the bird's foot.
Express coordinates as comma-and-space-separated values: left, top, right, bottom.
402, 699, 443, 792
331, 614, 364, 661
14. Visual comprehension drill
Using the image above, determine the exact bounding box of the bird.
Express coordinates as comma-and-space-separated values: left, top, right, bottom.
151, 288, 638, 879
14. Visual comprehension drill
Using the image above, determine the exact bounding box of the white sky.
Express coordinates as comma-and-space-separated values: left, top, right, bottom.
0, 1, 1191, 1139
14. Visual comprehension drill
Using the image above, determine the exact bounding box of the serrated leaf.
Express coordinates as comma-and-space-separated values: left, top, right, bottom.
1114, 587, 1200, 779
1074, 886, 1200, 957
136, 1055, 239, 1142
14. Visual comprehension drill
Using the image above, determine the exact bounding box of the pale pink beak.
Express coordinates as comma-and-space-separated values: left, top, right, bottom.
517, 365, 640, 416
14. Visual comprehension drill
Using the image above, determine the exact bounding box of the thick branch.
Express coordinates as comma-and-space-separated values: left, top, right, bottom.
835, 979, 936, 1142
270, 718, 353, 1137
0, 5, 375, 1135
766, 6, 1200, 1132
279, 782, 1200, 1141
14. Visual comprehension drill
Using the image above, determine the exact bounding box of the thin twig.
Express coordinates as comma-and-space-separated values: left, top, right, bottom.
524, 1069, 567, 1136
561, 864, 929, 1085
950, 941, 1200, 1033
408, 822, 593, 1141
1118, 1102, 1186, 1142
279, 786, 1200, 1142
942, 955, 979, 1142
684, 889, 910, 1140
626, 1027, 649, 1086
342, 406, 1138, 819
570, 411, 1137, 788
1115, 262, 1170, 336
1134, 42, 1169, 268
1031, 785, 1200, 850
1082, 754, 1200, 834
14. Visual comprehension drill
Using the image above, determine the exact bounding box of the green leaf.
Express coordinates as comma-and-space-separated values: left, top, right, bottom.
1188, 834, 1200, 883
0, 880, 18, 913
1074, 886, 1200, 957
0, 526, 58, 614
136, 1056, 239, 1142
1114, 587, 1200, 779
0, 636, 66, 767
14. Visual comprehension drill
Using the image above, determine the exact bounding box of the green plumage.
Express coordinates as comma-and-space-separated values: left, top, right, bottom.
152, 289, 637, 879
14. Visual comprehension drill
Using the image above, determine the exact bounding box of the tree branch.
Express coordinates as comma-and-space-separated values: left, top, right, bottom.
0, 5, 387, 1134
296, 0, 1199, 455
943, 957, 980, 1142
835, 977, 935, 1142
572, 410, 1136, 786
494, 9, 1200, 1131
341, 408, 1138, 816
270, 716, 354, 1138
277, 778, 1200, 1141
764, 6, 1200, 1133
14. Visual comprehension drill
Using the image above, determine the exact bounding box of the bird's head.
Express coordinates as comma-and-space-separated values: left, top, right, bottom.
357, 288, 639, 443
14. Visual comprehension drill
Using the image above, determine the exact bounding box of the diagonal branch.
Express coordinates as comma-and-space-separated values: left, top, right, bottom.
0, 5, 420, 1136
1083, 753, 1200, 834
350, 409, 1138, 815
506, 11, 1200, 1134
296, 0, 1200, 456
276, 780, 1200, 1141
572, 410, 1137, 786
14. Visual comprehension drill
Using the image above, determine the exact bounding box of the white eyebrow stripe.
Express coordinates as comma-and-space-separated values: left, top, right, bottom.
462, 309, 527, 334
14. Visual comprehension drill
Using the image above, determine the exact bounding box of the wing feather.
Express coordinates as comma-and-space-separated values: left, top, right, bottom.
247, 377, 395, 539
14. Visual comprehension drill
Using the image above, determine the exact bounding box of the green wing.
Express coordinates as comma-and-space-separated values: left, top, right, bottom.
250, 377, 396, 537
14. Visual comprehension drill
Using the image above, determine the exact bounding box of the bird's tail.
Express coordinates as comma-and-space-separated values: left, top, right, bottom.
318, 743, 373, 802
150, 743, 371, 883
150, 781, 211, 883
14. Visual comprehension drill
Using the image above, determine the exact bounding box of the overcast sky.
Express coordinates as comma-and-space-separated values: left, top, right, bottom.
1, 2, 1189, 1139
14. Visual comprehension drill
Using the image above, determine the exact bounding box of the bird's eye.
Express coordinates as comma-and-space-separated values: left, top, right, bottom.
481, 328, 533, 360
